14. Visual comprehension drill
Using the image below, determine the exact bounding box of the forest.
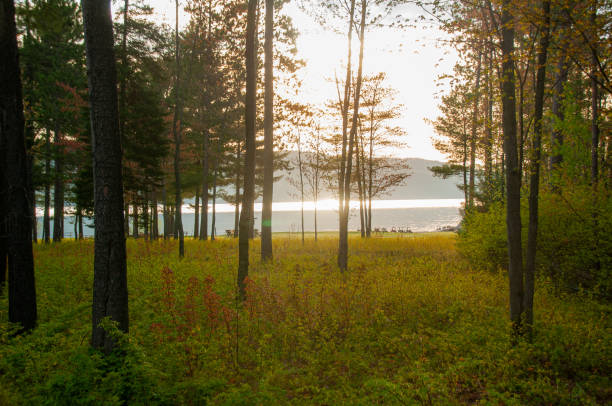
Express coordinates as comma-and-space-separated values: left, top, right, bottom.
0, 0, 610, 404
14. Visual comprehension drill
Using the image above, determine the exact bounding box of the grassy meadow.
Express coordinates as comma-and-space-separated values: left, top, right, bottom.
0, 234, 610, 405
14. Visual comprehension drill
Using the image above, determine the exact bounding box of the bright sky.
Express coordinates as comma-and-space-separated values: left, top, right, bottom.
133, 0, 458, 161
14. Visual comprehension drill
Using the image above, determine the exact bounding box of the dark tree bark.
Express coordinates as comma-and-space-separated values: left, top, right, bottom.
193, 184, 200, 239
356, 133, 365, 238
261, 0, 274, 260
53, 131, 64, 243
43, 128, 51, 243
211, 153, 218, 241
233, 144, 240, 238
549, 37, 567, 178
172, 0, 184, 257
0, 0, 37, 331
132, 203, 138, 238
82, 0, 129, 352
337, 0, 356, 271
501, 0, 524, 334
484, 46, 494, 201
238, 0, 257, 300
142, 198, 149, 240
468, 49, 482, 210
78, 211, 83, 240
151, 189, 158, 240
123, 201, 129, 237
199, 130, 209, 240
524, 0, 550, 335
590, 5, 600, 187
162, 181, 168, 239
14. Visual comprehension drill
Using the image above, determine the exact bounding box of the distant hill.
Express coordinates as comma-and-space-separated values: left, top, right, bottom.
264, 152, 463, 202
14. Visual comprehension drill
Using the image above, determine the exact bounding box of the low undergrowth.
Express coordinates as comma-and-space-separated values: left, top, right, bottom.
0, 235, 610, 405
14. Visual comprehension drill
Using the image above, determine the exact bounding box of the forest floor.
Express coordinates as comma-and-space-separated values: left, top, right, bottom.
1, 234, 610, 405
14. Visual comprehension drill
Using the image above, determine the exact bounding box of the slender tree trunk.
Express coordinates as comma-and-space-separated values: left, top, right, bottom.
43, 129, 51, 243
31, 186, 37, 243
367, 127, 373, 236
337, 0, 356, 270
238, 0, 257, 300
119, 0, 128, 146
524, 0, 550, 335
162, 181, 168, 239
143, 197, 149, 240
298, 137, 305, 245
550, 51, 567, 179
463, 133, 468, 204
211, 154, 218, 241
501, 0, 524, 335
484, 46, 494, 201
233, 142, 240, 238
261, 0, 274, 260
151, 189, 158, 240
194, 184, 200, 239
53, 129, 64, 243
132, 203, 138, 238
339, 0, 365, 271
78, 211, 83, 240
172, 0, 184, 258
356, 134, 365, 238
124, 201, 129, 237
468, 49, 482, 210
0, 0, 37, 330
82, 0, 129, 352
590, 6, 600, 186
518, 79, 525, 184
199, 130, 209, 240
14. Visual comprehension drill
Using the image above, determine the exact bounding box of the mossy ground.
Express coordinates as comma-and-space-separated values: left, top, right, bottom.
1, 234, 610, 405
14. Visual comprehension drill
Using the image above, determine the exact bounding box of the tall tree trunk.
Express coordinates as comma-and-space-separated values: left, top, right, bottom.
590, 5, 599, 187
468, 49, 482, 210
339, 0, 365, 271
151, 189, 158, 240
0, 0, 37, 331
261, 0, 274, 260
119, 0, 128, 147
233, 142, 240, 238
463, 132, 468, 204
162, 181, 168, 239
211, 153, 218, 241
82, 0, 129, 352
484, 46, 494, 202
193, 184, 200, 239
501, 0, 524, 334
524, 0, 550, 335
199, 130, 209, 240
143, 197, 149, 240
78, 211, 83, 240
368, 126, 373, 236
356, 134, 365, 238
124, 201, 129, 237
31, 184, 37, 243
43, 128, 51, 243
132, 203, 138, 238
238, 0, 257, 300
298, 136, 305, 245
172, 0, 184, 258
337, 0, 356, 270
549, 50, 567, 180
53, 129, 64, 243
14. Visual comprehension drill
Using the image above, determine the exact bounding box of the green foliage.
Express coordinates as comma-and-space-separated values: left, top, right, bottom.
458, 187, 612, 298
1, 236, 610, 404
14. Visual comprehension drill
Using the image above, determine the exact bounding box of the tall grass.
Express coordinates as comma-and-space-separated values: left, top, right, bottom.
0, 235, 609, 404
